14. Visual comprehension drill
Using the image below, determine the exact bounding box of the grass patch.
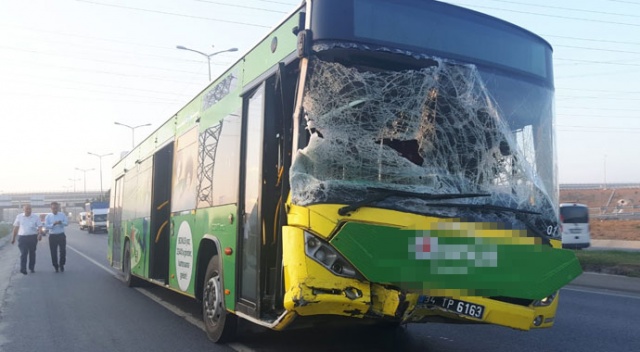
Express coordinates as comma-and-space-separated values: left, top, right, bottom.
575, 250, 640, 278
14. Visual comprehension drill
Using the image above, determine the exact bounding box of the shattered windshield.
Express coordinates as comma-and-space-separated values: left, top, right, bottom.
290, 56, 557, 229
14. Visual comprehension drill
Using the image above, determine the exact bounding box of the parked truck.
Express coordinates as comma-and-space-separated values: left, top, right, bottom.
85, 201, 108, 233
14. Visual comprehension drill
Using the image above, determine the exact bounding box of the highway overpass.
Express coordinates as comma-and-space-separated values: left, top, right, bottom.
0, 190, 105, 222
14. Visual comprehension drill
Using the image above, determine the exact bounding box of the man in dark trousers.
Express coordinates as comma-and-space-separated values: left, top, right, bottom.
11, 204, 43, 274
45, 202, 69, 272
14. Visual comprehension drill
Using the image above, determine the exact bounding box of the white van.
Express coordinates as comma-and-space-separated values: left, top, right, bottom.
87, 208, 108, 233
560, 203, 591, 249
78, 212, 88, 230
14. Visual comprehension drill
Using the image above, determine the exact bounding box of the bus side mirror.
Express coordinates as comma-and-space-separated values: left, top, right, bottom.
297, 29, 312, 58
292, 11, 306, 36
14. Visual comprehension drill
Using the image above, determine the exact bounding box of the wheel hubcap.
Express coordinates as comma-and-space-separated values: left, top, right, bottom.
204, 275, 222, 325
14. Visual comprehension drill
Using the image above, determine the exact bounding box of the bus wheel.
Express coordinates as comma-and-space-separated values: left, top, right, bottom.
203, 255, 237, 343
123, 242, 138, 287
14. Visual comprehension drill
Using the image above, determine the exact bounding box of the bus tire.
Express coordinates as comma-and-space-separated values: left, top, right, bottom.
203, 255, 237, 343
123, 242, 140, 287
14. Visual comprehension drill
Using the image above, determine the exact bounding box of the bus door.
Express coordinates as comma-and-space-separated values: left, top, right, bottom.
111, 176, 124, 268
149, 143, 174, 282
237, 68, 293, 318
237, 64, 296, 317
237, 83, 265, 318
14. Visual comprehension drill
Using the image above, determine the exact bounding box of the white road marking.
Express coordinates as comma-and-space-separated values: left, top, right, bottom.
133, 288, 205, 330
563, 286, 640, 300
67, 245, 114, 275
67, 244, 254, 352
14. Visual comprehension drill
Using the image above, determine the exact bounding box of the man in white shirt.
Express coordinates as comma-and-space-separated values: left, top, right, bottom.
45, 201, 69, 272
11, 204, 43, 275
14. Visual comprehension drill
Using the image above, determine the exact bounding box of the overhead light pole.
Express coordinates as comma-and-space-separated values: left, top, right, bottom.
68, 178, 80, 193
87, 152, 113, 201
75, 167, 94, 201
176, 45, 238, 81
114, 121, 152, 149
603, 154, 607, 190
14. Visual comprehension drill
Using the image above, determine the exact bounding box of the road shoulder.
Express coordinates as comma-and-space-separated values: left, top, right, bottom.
0, 235, 19, 314
568, 271, 640, 294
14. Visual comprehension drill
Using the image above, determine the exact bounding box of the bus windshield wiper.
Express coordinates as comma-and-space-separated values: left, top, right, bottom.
338, 188, 490, 216
420, 203, 550, 244
421, 202, 541, 215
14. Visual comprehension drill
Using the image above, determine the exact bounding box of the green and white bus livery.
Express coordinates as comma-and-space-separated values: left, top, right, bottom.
108, 0, 582, 343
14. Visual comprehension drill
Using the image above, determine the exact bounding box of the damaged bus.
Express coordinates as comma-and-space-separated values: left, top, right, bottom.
108, 0, 582, 343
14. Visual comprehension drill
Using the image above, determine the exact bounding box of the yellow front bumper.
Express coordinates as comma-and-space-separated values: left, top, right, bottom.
281, 225, 558, 331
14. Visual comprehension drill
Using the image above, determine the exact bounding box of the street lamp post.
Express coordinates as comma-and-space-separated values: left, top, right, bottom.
68, 178, 80, 193
88, 152, 113, 201
75, 167, 95, 201
114, 121, 152, 149
176, 45, 238, 81
604, 154, 608, 190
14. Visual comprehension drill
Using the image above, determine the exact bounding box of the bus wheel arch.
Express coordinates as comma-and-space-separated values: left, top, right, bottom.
203, 253, 237, 343
196, 238, 219, 302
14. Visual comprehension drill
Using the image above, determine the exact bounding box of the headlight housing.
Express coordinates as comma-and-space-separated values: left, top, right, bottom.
304, 231, 364, 280
532, 291, 558, 307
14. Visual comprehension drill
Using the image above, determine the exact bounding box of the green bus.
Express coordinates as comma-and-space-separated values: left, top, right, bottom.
108, 0, 582, 343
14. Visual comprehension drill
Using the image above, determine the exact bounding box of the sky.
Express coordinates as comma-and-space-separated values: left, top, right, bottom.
1, 0, 639, 193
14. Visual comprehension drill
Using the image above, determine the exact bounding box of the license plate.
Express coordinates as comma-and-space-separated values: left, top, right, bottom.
569, 228, 582, 234
418, 296, 485, 319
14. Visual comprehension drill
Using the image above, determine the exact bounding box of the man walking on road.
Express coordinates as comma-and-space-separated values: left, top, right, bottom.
11, 204, 43, 275
45, 202, 68, 272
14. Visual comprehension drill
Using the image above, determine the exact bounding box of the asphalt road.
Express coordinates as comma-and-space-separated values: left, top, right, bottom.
1, 226, 639, 352
0, 226, 233, 352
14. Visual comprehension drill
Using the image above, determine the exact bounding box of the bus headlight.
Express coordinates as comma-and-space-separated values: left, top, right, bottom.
304, 231, 363, 280
532, 292, 558, 307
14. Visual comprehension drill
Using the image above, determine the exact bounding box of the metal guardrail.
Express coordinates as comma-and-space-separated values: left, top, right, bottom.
593, 213, 640, 220
560, 183, 640, 190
